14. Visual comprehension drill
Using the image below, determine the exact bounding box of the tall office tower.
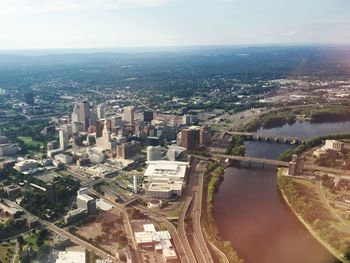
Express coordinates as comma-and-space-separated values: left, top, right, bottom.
143, 111, 154, 122
59, 129, 69, 150
110, 115, 123, 129
78, 101, 90, 131
123, 106, 135, 124
46, 182, 57, 203
71, 103, 80, 123
181, 126, 200, 150
89, 108, 97, 127
200, 125, 212, 146
182, 114, 191, 125
97, 104, 106, 120
24, 90, 35, 105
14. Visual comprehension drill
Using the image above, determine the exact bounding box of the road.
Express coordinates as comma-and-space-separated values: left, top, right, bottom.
177, 196, 197, 263
190, 160, 214, 263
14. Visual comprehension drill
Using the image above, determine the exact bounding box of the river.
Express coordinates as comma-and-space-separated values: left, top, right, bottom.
213, 120, 350, 263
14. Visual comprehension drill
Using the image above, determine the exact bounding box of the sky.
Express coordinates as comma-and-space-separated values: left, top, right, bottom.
0, 0, 349, 49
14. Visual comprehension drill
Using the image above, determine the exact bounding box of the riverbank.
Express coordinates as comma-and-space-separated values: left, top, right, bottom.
241, 104, 350, 132
277, 173, 347, 262
203, 162, 243, 263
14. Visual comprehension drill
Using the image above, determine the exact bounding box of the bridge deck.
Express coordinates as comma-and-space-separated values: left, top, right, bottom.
225, 131, 304, 142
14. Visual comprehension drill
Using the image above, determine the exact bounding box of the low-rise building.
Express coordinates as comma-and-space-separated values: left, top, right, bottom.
143, 161, 189, 199
3, 185, 21, 198
335, 193, 350, 210
56, 246, 86, 263
0, 143, 20, 156
134, 224, 177, 262
14, 159, 39, 172
63, 208, 88, 224
55, 153, 74, 164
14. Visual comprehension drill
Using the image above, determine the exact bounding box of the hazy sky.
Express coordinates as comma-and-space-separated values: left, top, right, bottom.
0, 0, 349, 49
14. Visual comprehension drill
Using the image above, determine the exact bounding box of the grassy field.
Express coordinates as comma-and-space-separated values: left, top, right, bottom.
0, 241, 16, 263
279, 175, 350, 261
18, 136, 44, 148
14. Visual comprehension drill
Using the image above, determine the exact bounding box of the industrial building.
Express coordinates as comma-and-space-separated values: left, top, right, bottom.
143, 161, 189, 199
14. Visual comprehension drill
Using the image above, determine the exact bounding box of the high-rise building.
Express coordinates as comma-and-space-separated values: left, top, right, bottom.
24, 90, 34, 105
76, 189, 97, 215
117, 141, 141, 159
96, 104, 106, 120
71, 103, 80, 124
143, 111, 154, 122
110, 115, 123, 129
59, 129, 69, 150
78, 101, 90, 131
200, 125, 211, 146
123, 106, 135, 124
46, 182, 57, 203
181, 127, 200, 150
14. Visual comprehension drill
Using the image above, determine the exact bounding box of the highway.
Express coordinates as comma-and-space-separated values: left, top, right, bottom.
177, 196, 197, 263
191, 161, 214, 263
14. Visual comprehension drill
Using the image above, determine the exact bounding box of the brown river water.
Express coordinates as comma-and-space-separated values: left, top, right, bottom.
213, 121, 350, 263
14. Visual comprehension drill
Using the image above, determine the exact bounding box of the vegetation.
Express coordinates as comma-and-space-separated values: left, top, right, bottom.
278, 175, 350, 257
296, 105, 350, 123
226, 135, 245, 156
203, 162, 243, 263
21, 176, 80, 220
278, 133, 350, 161
0, 119, 56, 154
243, 108, 296, 132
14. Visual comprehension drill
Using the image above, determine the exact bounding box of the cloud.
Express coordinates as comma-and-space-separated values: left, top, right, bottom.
0, 0, 168, 14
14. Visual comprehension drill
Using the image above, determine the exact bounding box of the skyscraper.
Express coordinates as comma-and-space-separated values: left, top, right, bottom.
97, 104, 106, 120
59, 129, 69, 150
181, 127, 200, 150
78, 101, 90, 131
71, 103, 80, 123
24, 90, 34, 105
123, 106, 134, 124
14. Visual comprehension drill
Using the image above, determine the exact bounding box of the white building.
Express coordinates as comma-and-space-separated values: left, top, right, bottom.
96, 122, 117, 151
123, 106, 134, 124
77, 189, 97, 215
324, 140, 344, 151
134, 224, 177, 262
56, 247, 86, 263
143, 161, 189, 199
97, 103, 106, 120
14, 159, 39, 172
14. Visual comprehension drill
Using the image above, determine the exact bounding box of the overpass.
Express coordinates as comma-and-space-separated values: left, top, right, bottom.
223, 131, 305, 144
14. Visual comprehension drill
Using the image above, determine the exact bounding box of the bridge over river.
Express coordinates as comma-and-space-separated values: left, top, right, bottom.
192, 153, 350, 178
224, 131, 306, 144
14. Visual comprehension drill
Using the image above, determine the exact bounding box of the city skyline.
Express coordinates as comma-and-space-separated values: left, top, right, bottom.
1, 0, 350, 50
